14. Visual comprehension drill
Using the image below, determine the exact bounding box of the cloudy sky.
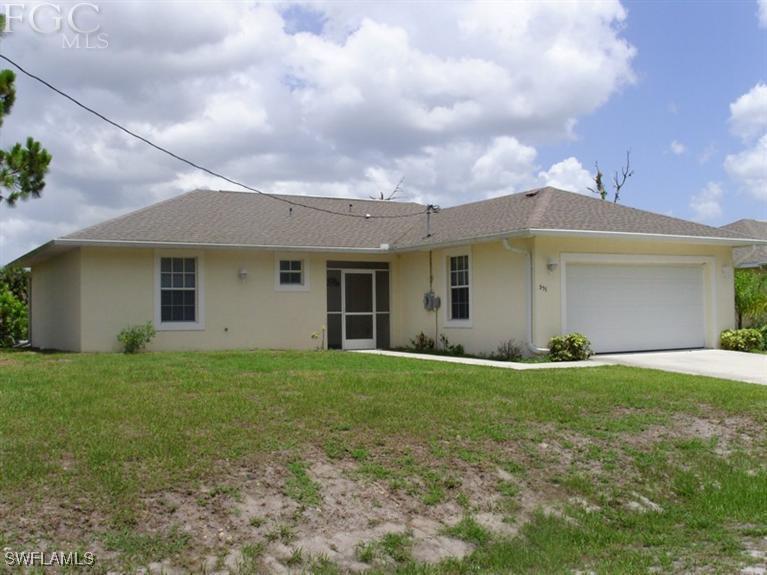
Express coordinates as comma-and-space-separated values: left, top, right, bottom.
0, 0, 765, 264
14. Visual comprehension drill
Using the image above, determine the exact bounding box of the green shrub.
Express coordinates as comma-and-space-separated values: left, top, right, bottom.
734, 269, 767, 328
409, 331, 435, 351
0, 266, 29, 305
0, 285, 27, 347
117, 322, 156, 354
548, 333, 593, 362
720, 328, 763, 352
759, 326, 767, 350
439, 334, 464, 356
489, 339, 524, 361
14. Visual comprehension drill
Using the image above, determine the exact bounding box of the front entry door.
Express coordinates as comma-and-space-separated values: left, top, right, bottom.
342, 271, 376, 350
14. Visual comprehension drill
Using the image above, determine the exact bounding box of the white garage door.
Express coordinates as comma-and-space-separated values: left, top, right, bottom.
565, 264, 705, 354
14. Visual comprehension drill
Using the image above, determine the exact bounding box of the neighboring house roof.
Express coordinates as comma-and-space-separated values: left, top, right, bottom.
11, 187, 762, 266
721, 219, 767, 268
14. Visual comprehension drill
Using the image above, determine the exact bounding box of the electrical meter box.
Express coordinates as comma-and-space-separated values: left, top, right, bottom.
423, 291, 441, 311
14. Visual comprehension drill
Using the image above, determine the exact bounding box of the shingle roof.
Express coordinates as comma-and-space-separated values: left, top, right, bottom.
18, 187, 757, 265
391, 187, 748, 247
721, 219, 767, 268
62, 190, 423, 249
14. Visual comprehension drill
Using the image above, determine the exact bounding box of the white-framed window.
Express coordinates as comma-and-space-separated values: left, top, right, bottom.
274, 255, 310, 291
280, 260, 304, 285
447, 254, 471, 324
155, 252, 205, 331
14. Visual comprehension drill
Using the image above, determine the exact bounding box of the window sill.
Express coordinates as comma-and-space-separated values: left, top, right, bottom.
274, 284, 310, 292
444, 320, 472, 329
157, 322, 205, 332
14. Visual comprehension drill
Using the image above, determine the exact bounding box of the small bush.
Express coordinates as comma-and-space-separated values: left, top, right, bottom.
0, 285, 27, 347
117, 322, 156, 354
439, 334, 464, 356
758, 325, 767, 350
720, 328, 763, 352
490, 339, 524, 361
548, 333, 593, 362
409, 331, 435, 351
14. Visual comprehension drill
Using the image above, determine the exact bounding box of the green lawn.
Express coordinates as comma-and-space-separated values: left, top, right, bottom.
1, 350, 766, 574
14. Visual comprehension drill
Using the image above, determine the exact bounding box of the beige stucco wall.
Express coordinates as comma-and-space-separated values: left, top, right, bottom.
30, 248, 82, 351
391, 240, 530, 354
30, 237, 735, 353
78, 247, 397, 352
393, 236, 735, 354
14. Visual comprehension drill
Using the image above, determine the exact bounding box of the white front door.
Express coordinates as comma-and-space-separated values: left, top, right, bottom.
565, 263, 706, 353
342, 270, 376, 350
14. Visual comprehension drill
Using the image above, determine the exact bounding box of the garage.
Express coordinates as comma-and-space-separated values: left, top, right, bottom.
564, 263, 706, 354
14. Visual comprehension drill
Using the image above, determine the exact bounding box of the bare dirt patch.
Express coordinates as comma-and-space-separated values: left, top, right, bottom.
77, 450, 550, 573
4, 409, 764, 573
620, 412, 764, 455
160, 421, 757, 574
741, 533, 767, 575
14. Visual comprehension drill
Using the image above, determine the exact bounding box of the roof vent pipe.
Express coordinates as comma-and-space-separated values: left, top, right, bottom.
425, 204, 441, 238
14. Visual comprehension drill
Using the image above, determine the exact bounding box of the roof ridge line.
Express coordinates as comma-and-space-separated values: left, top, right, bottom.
545, 187, 746, 236
528, 188, 553, 228
62, 189, 200, 240
212, 188, 426, 207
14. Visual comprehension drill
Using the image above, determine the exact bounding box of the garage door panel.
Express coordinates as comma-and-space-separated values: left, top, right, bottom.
565, 264, 705, 353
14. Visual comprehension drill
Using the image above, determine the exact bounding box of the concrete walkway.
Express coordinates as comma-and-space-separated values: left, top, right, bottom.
351, 349, 609, 370
597, 349, 767, 385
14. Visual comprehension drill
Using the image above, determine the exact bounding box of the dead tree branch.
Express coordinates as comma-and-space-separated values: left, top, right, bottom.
371, 176, 404, 201
612, 151, 634, 204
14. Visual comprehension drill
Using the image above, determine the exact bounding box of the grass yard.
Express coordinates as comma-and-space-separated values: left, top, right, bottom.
0, 350, 766, 574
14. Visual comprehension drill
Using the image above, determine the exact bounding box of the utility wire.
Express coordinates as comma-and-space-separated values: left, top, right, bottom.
0, 53, 426, 220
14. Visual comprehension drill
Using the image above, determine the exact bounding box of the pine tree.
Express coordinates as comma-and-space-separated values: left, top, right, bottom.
0, 16, 52, 207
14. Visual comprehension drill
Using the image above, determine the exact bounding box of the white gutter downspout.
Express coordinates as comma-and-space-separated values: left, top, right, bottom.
502, 238, 548, 355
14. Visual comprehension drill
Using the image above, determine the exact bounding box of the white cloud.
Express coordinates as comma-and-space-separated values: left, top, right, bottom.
669, 140, 686, 155
0, 1, 637, 263
729, 83, 767, 141
537, 157, 593, 193
724, 134, 767, 201
689, 182, 724, 221
724, 84, 767, 201
471, 137, 538, 190
759, 0, 767, 27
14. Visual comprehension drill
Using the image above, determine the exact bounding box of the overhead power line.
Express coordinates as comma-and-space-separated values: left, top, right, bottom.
0, 53, 426, 220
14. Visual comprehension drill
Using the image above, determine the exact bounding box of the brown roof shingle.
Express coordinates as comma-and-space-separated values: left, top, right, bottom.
391, 187, 749, 247
63, 190, 424, 249
55, 187, 754, 252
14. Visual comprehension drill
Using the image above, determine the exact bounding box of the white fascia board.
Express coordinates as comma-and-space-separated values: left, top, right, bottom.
390, 228, 760, 252
11, 227, 763, 267
526, 228, 766, 247
54, 238, 390, 253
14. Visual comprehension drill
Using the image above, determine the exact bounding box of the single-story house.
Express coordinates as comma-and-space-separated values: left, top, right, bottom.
11, 187, 762, 354
721, 219, 767, 269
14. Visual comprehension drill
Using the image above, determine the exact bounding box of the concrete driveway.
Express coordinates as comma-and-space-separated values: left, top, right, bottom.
597, 349, 767, 385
